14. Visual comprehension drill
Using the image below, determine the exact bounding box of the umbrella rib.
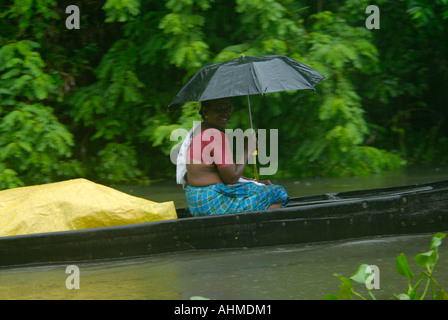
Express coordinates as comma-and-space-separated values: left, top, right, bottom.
283, 58, 318, 89
275, 59, 315, 91
249, 61, 263, 94
289, 65, 314, 89
197, 67, 221, 102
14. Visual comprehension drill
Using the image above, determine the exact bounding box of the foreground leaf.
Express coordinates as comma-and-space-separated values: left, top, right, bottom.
350, 264, 370, 285
396, 253, 415, 278
435, 290, 448, 300
324, 294, 340, 300
395, 293, 411, 300
414, 250, 436, 268
430, 233, 446, 249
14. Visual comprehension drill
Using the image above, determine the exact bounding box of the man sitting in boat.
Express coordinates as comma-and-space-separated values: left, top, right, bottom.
176, 98, 289, 216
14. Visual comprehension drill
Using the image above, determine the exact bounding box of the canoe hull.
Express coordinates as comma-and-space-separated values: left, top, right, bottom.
1, 180, 448, 268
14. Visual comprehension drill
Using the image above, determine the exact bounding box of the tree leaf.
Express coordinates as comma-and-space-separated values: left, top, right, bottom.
333, 274, 354, 299
396, 253, 414, 278
430, 233, 446, 249
414, 250, 436, 268
350, 264, 370, 285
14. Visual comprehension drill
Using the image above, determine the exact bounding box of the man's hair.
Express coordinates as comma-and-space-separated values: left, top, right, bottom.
199, 98, 231, 119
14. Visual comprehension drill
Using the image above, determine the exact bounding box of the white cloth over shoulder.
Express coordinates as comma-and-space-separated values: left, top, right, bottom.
176, 122, 200, 187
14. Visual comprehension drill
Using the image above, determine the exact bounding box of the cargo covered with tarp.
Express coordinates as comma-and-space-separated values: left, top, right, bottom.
0, 179, 177, 237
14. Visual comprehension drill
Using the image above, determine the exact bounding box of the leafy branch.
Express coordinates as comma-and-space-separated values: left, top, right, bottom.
325, 233, 447, 300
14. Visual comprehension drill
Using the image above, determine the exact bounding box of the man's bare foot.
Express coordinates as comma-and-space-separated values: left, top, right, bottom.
268, 202, 282, 210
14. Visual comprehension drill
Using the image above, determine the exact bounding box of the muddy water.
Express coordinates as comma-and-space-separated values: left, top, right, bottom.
1, 165, 448, 300
0, 233, 447, 300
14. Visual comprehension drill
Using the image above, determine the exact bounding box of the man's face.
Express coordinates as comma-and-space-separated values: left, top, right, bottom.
205, 99, 232, 129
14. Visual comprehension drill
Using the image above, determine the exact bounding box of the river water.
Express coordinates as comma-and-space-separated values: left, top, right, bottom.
118, 164, 448, 209
1, 165, 448, 300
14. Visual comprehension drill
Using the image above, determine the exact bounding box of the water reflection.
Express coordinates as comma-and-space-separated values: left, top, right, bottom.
116, 165, 448, 209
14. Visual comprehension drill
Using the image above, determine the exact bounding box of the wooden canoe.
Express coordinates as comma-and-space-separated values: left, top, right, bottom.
1, 180, 448, 268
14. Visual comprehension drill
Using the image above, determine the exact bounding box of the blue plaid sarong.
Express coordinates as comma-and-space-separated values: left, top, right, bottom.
185, 182, 289, 216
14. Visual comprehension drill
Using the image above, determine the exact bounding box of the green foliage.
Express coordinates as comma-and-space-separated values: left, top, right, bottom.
158, 10, 211, 72
290, 10, 391, 176
1, 0, 59, 39
0, 38, 76, 188
0, 0, 447, 188
406, 0, 448, 31
324, 264, 378, 300
69, 39, 144, 141
325, 233, 447, 300
394, 232, 447, 300
142, 102, 202, 155
0, 103, 75, 187
209, 3, 402, 177
0, 164, 24, 190
0, 40, 58, 101
103, 0, 141, 22
97, 142, 142, 183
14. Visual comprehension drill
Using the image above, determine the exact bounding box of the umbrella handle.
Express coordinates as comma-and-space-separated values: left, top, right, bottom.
247, 95, 254, 130
253, 153, 260, 181
247, 95, 259, 180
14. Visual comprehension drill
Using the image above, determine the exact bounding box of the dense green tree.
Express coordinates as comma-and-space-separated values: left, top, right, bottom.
0, 0, 447, 189
153, 0, 403, 177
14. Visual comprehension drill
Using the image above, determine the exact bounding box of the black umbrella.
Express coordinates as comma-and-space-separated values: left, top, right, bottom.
169, 54, 326, 129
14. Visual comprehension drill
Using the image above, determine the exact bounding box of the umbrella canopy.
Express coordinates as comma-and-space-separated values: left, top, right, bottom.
169, 55, 326, 106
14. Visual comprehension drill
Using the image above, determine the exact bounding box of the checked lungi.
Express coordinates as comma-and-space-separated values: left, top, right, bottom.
185, 182, 289, 216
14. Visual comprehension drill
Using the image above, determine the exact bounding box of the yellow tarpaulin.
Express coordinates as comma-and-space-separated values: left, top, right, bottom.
0, 179, 177, 237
